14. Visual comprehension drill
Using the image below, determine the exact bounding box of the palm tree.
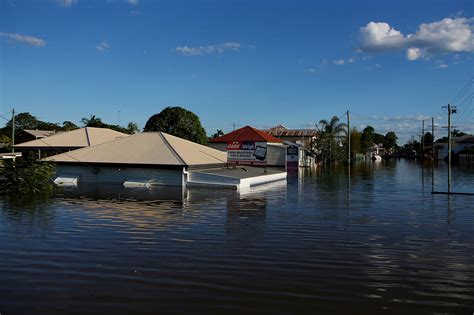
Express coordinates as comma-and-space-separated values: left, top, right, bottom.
316, 116, 347, 164
81, 115, 103, 127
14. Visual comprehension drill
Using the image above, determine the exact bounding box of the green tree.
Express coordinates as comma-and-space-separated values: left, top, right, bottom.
384, 131, 398, 152
127, 122, 139, 134
373, 133, 385, 145
81, 115, 132, 134
315, 116, 347, 164
361, 126, 375, 153
0, 157, 55, 197
5, 112, 39, 131
210, 129, 224, 139
81, 115, 104, 127
62, 121, 79, 131
421, 132, 434, 147
144, 106, 208, 144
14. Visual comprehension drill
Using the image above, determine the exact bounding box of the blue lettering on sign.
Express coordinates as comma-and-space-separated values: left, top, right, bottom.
242, 142, 255, 150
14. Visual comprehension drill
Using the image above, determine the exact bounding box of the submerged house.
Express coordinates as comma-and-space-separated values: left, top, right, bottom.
45, 132, 226, 187
46, 132, 286, 190
209, 126, 286, 167
14, 127, 128, 158
265, 125, 318, 149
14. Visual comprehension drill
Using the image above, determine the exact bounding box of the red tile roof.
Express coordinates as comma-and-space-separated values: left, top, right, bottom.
210, 126, 284, 143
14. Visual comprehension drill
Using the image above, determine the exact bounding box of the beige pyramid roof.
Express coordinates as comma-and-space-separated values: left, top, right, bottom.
45, 132, 227, 167
14, 127, 128, 148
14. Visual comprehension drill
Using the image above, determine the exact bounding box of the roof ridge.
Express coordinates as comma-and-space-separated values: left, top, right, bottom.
159, 132, 186, 166
84, 127, 91, 146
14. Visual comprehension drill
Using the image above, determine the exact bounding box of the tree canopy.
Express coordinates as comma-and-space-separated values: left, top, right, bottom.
80, 115, 136, 134
144, 106, 208, 145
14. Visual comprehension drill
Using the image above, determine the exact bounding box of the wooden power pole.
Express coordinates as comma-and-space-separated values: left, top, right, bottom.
11, 108, 15, 153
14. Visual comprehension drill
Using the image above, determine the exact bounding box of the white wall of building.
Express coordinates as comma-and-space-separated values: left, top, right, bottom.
55, 165, 184, 186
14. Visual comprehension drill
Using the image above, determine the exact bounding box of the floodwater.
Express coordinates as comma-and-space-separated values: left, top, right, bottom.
1, 159, 473, 314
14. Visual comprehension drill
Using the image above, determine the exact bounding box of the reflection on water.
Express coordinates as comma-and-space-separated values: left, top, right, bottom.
1, 159, 474, 314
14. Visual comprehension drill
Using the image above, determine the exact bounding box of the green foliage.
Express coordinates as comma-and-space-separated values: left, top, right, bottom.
360, 126, 374, 153
144, 106, 208, 145
314, 116, 347, 164
62, 121, 79, 131
127, 122, 139, 134
81, 115, 135, 134
384, 131, 398, 152
5, 112, 39, 130
0, 157, 56, 198
421, 132, 434, 147
210, 129, 224, 139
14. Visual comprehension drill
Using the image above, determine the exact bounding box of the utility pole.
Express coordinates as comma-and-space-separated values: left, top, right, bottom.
11, 108, 15, 153
443, 104, 457, 193
421, 120, 425, 154
431, 116, 435, 148
347, 110, 350, 163
233, 122, 236, 131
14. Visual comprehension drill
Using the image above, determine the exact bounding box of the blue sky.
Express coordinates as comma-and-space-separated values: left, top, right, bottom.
1, 0, 473, 143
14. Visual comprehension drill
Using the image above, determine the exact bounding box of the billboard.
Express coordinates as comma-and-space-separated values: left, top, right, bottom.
227, 141, 267, 166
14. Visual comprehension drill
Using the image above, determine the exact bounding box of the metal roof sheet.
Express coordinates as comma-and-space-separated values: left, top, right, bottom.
45, 132, 227, 167
266, 125, 318, 137
209, 126, 283, 143
23, 129, 56, 138
14, 127, 128, 148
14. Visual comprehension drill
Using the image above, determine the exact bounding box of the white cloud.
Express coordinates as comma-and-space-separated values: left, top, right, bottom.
174, 42, 241, 56
406, 47, 422, 60
0, 32, 46, 47
305, 68, 316, 73
54, 0, 77, 7
359, 17, 474, 60
96, 41, 110, 52
359, 22, 406, 52
333, 59, 345, 65
127, 0, 138, 5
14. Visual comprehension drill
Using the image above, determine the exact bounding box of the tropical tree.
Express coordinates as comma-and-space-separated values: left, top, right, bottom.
144, 106, 208, 144
127, 122, 139, 134
421, 132, 433, 147
81, 115, 103, 127
62, 121, 79, 131
210, 129, 224, 139
384, 131, 398, 152
361, 126, 375, 153
315, 115, 347, 164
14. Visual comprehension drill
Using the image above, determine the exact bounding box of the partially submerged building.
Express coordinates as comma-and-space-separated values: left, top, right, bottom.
45, 132, 286, 190
266, 125, 318, 149
14, 127, 128, 158
209, 125, 287, 167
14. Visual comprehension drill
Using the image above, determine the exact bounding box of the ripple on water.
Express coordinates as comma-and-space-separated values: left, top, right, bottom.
0, 160, 474, 314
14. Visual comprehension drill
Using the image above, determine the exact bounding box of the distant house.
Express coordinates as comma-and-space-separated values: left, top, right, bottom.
435, 135, 474, 160
209, 126, 286, 167
13, 129, 57, 145
265, 125, 318, 149
14, 127, 128, 159
45, 132, 226, 187
45, 132, 286, 190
